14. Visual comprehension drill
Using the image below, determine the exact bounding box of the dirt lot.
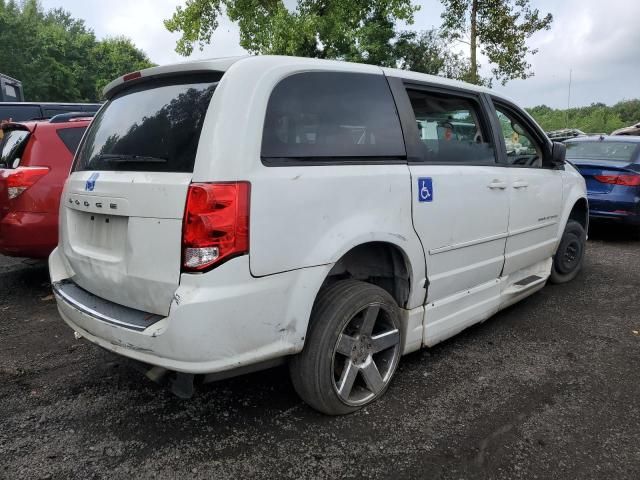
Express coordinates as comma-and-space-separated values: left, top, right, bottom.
1, 226, 639, 480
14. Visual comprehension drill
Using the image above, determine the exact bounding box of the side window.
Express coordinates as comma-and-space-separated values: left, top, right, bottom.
407, 89, 496, 164
0, 106, 42, 122
494, 106, 543, 168
261, 72, 406, 161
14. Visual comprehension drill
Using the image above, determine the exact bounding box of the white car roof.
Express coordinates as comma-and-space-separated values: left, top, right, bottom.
103, 54, 504, 102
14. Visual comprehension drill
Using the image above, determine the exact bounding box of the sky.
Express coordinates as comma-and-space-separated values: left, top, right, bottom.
40, 0, 640, 109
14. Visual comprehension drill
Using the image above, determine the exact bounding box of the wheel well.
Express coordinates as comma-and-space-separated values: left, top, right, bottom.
322, 242, 411, 308
568, 198, 589, 231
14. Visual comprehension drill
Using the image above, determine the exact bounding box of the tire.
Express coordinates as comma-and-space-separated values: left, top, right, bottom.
290, 280, 403, 415
549, 219, 586, 284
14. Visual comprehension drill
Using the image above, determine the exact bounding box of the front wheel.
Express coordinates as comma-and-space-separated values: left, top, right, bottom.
290, 280, 403, 415
549, 219, 586, 284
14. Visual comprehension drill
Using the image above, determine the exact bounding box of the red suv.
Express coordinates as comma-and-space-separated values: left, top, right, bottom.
0, 113, 92, 258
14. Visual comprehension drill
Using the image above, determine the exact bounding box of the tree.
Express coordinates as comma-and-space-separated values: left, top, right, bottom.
0, 0, 153, 102
527, 102, 632, 134
394, 30, 472, 79
91, 37, 154, 96
440, 0, 552, 85
165, 0, 419, 67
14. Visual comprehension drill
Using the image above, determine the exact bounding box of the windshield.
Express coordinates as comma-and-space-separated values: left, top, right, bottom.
74, 74, 220, 173
0, 128, 30, 168
566, 141, 638, 163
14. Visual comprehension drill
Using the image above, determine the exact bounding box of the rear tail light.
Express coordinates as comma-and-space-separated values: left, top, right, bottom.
3, 167, 49, 199
594, 174, 640, 186
181, 182, 250, 272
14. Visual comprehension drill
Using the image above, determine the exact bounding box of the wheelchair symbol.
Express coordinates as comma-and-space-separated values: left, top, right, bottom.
418, 177, 433, 203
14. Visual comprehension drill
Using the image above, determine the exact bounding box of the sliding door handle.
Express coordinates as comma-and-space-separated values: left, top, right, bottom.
513, 180, 529, 189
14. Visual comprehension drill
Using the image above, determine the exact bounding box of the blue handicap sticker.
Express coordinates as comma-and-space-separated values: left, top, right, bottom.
418, 177, 433, 203
85, 172, 99, 192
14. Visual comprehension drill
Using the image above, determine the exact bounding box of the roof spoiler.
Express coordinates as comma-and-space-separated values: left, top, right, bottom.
49, 112, 95, 123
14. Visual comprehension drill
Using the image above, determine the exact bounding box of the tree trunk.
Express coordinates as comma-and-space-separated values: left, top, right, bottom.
470, 0, 478, 84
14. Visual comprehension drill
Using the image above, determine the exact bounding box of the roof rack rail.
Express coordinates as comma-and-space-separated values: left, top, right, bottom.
49, 112, 95, 123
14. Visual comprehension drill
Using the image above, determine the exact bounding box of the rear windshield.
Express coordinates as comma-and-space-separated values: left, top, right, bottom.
0, 128, 30, 168
566, 141, 638, 163
74, 74, 220, 173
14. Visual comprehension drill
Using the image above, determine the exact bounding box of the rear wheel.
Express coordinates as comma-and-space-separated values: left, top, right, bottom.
290, 280, 402, 415
549, 219, 586, 284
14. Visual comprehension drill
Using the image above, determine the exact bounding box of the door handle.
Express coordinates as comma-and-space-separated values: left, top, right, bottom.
513, 180, 529, 189
487, 180, 507, 190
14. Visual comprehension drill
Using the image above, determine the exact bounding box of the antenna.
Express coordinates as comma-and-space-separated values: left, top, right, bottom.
566, 68, 572, 128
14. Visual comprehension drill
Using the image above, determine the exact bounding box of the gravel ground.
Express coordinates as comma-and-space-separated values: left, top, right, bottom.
1, 225, 639, 479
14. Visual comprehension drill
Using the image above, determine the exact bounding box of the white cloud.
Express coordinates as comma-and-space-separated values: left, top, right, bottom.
41, 0, 640, 108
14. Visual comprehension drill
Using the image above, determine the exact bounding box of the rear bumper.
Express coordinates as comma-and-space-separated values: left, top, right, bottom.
49, 247, 331, 375
0, 211, 57, 258
589, 210, 640, 225
587, 193, 640, 225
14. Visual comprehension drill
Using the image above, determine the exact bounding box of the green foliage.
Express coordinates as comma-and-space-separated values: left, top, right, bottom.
394, 30, 472, 79
164, 1, 475, 79
527, 100, 640, 134
0, 0, 153, 102
440, 0, 552, 85
165, 0, 419, 65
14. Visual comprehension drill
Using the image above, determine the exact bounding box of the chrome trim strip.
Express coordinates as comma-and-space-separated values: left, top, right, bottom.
428, 220, 558, 256
429, 232, 508, 255
52, 282, 148, 332
508, 220, 557, 237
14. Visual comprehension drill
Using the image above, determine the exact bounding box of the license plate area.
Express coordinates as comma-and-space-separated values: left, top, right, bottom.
67, 208, 128, 261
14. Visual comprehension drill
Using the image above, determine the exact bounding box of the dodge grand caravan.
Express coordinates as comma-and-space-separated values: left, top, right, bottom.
50, 56, 588, 415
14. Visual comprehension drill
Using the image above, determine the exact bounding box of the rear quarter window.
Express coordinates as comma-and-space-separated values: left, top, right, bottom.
261, 72, 406, 163
56, 127, 87, 155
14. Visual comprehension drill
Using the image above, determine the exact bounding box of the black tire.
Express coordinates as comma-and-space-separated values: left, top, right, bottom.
549, 219, 586, 284
290, 280, 403, 415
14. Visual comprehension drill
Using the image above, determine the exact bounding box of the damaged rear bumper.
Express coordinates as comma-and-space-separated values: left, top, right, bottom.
49, 247, 331, 375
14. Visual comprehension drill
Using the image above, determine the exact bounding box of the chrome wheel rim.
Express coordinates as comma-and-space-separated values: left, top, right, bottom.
331, 303, 401, 406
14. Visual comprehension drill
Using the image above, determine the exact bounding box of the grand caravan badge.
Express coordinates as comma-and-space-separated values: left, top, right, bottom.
85, 172, 99, 192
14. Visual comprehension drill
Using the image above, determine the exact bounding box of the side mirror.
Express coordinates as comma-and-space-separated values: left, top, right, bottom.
550, 141, 566, 168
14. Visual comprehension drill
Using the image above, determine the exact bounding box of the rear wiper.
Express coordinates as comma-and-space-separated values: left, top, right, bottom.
93, 154, 168, 163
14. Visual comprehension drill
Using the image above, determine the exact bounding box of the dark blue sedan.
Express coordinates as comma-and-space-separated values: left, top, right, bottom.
565, 136, 640, 226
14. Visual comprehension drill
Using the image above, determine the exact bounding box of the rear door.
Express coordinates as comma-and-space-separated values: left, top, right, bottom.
390, 80, 509, 322
491, 101, 563, 276
60, 73, 220, 316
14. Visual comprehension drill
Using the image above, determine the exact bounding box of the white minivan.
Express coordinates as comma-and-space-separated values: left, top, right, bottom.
50, 56, 587, 415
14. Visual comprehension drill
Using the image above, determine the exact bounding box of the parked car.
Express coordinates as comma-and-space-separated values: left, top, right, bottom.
566, 136, 640, 226
49, 56, 587, 415
611, 122, 640, 137
547, 128, 586, 142
0, 113, 93, 258
0, 102, 101, 122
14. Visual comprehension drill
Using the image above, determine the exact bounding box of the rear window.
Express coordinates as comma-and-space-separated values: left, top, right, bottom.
566, 141, 639, 163
261, 72, 406, 161
0, 128, 30, 168
74, 74, 220, 173
56, 127, 87, 155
